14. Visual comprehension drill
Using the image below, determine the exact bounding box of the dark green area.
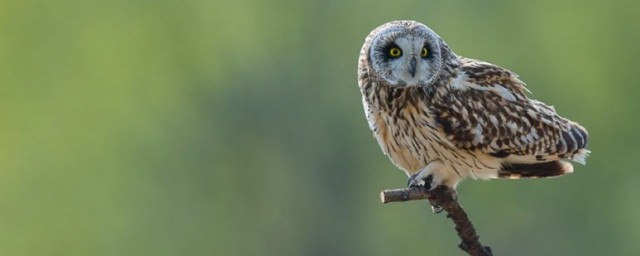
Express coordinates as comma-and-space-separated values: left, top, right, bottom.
1, 1, 638, 255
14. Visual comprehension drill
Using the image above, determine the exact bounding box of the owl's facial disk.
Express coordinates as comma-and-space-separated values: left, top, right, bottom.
370, 30, 441, 87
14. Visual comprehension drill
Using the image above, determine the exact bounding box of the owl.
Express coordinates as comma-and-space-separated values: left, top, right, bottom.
357, 20, 590, 189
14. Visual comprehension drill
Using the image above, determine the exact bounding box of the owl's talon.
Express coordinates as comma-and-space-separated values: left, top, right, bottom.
431, 205, 444, 214
407, 174, 435, 190
407, 173, 426, 188
407, 173, 421, 187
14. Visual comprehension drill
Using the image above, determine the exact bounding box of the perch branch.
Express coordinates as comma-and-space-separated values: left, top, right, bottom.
380, 186, 493, 256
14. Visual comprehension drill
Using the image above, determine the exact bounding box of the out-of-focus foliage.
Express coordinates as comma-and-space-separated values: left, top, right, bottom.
1, 0, 639, 255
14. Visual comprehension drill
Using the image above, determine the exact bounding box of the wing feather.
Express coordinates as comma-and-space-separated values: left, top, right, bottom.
433, 58, 589, 163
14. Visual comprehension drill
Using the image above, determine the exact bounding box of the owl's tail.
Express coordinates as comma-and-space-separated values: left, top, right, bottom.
497, 160, 574, 179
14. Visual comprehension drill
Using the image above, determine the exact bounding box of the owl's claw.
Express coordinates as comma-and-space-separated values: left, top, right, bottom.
407, 173, 423, 187
408, 173, 444, 214
407, 173, 436, 190
407, 161, 444, 190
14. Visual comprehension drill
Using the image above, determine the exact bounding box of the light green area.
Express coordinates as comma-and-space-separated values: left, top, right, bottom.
1, 1, 638, 255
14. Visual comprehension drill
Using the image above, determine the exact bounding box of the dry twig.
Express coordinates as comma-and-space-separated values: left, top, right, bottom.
380, 186, 493, 256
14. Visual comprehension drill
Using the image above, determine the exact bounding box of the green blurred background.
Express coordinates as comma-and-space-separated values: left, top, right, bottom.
1, 0, 639, 255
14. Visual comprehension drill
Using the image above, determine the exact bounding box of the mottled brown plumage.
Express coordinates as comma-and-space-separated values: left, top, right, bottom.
358, 20, 589, 188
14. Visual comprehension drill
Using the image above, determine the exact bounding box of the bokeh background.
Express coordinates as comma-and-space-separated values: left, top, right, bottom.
1, 0, 639, 255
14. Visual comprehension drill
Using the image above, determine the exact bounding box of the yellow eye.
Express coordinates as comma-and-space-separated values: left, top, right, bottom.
389, 47, 402, 57
421, 47, 429, 57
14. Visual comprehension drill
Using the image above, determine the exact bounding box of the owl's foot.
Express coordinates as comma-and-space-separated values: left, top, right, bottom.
407, 162, 449, 213
407, 174, 445, 213
431, 205, 444, 214
407, 161, 445, 190
407, 173, 436, 190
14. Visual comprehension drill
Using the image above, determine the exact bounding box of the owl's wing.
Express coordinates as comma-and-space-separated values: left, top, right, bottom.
433, 58, 589, 164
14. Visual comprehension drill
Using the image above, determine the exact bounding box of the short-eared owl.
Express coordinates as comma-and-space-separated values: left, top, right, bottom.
357, 20, 590, 189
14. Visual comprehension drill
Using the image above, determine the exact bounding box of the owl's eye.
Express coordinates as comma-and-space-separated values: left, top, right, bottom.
421, 47, 429, 57
389, 47, 402, 57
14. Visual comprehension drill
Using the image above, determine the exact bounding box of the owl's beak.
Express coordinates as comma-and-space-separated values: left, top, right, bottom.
408, 57, 417, 77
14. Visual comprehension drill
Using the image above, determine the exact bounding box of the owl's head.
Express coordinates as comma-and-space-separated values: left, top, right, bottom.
362, 20, 458, 88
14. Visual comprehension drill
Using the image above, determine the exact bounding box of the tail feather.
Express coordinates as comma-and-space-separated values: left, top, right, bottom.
498, 160, 573, 179
571, 149, 590, 165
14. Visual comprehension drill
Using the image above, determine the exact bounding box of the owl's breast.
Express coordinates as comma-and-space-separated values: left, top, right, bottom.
365, 97, 442, 175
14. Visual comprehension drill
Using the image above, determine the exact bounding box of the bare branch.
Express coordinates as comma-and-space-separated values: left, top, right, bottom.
380, 186, 493, 256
